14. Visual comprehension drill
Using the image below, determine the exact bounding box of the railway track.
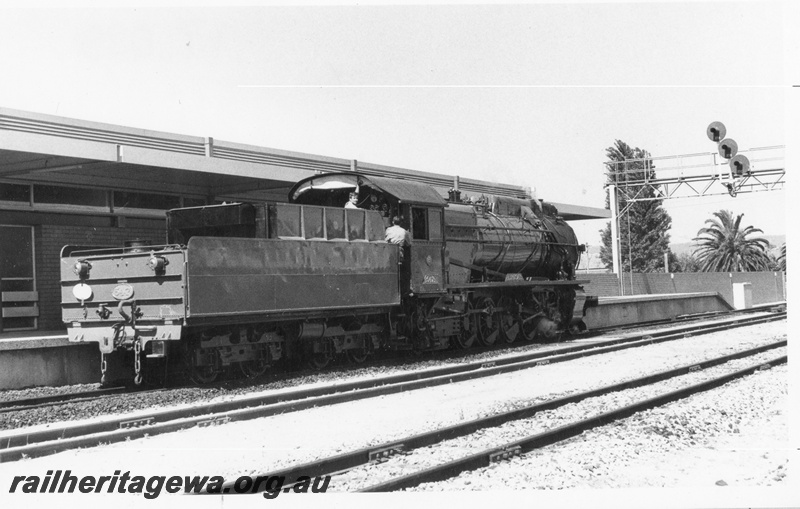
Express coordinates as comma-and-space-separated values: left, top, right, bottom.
0, 387, 124, 413
221, 341, 786, 493
0, 310, 783, 463
0, 304, 783, 414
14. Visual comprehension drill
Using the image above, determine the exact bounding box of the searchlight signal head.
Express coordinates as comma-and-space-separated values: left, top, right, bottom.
706, 121, 726, 142
706, 121, 748, 197
718, 138, 738, 159
729, 154, 750, 177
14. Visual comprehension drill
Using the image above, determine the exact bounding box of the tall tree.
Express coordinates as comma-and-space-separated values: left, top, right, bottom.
673, 252, 702, 272
692, 210, 771, 272
599, 140, 673, 272
777, 243, 787, 272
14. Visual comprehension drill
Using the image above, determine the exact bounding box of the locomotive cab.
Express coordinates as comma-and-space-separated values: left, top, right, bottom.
406, 204, 445, 295
289, 173, 448, 296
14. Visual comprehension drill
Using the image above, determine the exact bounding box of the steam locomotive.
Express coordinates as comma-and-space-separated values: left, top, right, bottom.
61, 173, 587, 386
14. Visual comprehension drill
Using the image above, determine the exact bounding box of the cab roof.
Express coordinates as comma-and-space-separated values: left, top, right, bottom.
290, 172, 447, 207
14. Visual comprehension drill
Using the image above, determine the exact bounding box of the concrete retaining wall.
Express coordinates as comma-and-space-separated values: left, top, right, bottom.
579, 271, 786, 306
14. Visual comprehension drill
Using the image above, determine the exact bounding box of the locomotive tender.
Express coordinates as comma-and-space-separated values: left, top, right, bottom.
61, 173, 588, 385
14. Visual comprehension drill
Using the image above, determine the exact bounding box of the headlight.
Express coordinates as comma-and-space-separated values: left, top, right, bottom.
73, 260, 92, 279
147, 255, 169, 274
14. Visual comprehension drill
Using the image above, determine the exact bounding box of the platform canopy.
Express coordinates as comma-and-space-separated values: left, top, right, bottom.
0, 106, 608, 219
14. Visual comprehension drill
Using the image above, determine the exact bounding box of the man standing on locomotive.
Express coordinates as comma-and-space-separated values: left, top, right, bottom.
385, 215, 411, 249
385, 216, 411, 293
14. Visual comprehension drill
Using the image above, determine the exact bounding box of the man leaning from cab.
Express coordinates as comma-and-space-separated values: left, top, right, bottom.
345, 192, 359, 209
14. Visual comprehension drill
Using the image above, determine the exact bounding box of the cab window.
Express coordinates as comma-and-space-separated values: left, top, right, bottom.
412, 207, 428, 240
346, 209, 365, 240
275, 204, 301, 237
326, 208, 345, 239
428, 209, 442, 240
303, 206, 324, 239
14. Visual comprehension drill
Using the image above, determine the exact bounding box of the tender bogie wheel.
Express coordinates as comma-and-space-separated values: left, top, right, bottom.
497, 297, 520, 344
239, 358, 269, 379
186, 353, 219, 385
346, 348, 370, 364
308, 352, 333, 370
475, 296, 500, 346
181, 339, 219, 385
345, 335, 372, 364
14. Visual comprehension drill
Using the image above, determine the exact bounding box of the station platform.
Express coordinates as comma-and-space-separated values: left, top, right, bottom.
582, 291, 734, 329
0, 330, 99, 390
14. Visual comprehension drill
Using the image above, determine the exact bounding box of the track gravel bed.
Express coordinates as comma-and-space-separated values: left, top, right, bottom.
0, 383, 102, 404
327, 347, 786, 491
0, 320, 784, 493
412, 364, 789, 490
0, 315, 779, 433
0, 337, 623, 431
0, 308, 777, 410
212, 321, 786, 482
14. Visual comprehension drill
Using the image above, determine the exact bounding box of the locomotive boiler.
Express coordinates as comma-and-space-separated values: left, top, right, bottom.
61, 173, 587, 386
444, 198, 581, 283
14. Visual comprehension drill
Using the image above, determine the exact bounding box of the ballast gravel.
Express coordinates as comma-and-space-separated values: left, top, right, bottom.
0, 383, 101, 403
0, 316, 782, 433
0, 337, 613, 430
0, 319, 787, 496
327, 348, 787, 491
412, 363, 789, 491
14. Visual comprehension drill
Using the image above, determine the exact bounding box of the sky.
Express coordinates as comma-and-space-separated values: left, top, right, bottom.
0, 1, 794, 252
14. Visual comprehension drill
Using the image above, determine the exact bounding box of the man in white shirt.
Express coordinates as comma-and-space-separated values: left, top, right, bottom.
385, 216, 412, 292
384, 216, 411, 247
344, 192, 359, 209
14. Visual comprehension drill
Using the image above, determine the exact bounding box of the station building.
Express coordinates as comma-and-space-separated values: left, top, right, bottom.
0, 106, 609, 334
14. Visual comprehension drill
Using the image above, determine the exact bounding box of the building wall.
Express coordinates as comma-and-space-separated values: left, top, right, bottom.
39, 223, 165, 330
580, 271, 786, 306
0, 210, 165, 331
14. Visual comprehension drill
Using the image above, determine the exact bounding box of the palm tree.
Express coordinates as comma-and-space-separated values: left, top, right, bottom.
692, 210, 771, 272
777, 243, 786, 272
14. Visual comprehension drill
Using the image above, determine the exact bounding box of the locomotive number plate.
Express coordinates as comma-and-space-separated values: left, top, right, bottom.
422, 275, 439, 285
112, 284, 134, 300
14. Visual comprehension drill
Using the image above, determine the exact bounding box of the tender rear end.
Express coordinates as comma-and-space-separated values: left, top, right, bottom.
61, 245, 186, 384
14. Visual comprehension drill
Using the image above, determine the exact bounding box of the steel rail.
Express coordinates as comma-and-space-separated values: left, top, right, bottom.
0, 387, 127, 413
209, 340, 786, 494
358, 353, 787, 492
0, 311, 784, 462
